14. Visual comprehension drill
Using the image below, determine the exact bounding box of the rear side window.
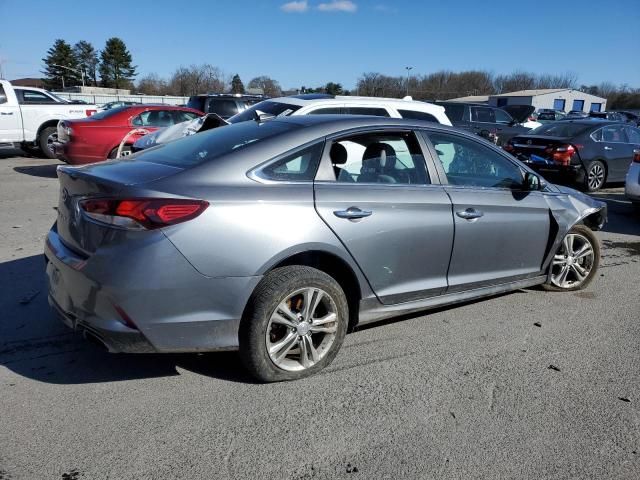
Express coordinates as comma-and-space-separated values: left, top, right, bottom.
206, 99, 238, 117
626, 127, 640, 144
0, 85, 6, 104
186, 96, 205, 111
397, 109, 439, 123
601, 125, 628, 143
345, 107, 390, 117
172, 110, 201, 123
136, 120, 296, 168
257, 143, 324, 182
308, 107, 342, 115
471, 107, 496, 123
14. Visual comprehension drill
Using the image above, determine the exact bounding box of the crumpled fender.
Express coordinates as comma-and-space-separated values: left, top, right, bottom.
540, 183, 607, 277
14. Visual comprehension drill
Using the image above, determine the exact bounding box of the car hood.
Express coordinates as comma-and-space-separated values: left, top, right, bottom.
133, 113, 229, 150
502, 105, 536, 123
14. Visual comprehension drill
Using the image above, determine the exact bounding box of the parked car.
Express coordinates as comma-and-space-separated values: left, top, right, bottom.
97, 101, 141, 111
53, 104, 203, 164
536, 109, 567, 123
186, 93, 265, 119
588, 111, 626, 122
566, 110, 589, 119
504, 120, 640, 191
0, 80, 97, 158
132, 94, 452, 151
433, 101, 536, 145
616, 111, 640, 126
624, 135, 640, 209
45, 115, 606, 382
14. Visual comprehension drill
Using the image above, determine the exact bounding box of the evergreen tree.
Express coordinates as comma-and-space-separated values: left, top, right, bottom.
99, 37, 137, 89
231, 74, 245, 94
42, 39, 80, 90
73, 41, 99, 86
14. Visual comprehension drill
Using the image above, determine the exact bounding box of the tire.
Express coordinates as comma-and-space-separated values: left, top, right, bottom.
38, 126, 58, 159
108, 145, 132, 159
239, 266, 349, 382
583, 160, 606, 192
543, 224, 600, 292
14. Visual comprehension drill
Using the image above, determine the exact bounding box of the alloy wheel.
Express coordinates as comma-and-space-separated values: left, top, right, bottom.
265, 287, 339, 372
587, 163, 605, 190
551, 233, 595, 289
46, 132, 58, 156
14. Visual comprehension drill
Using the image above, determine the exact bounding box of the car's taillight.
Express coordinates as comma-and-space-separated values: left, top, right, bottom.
633, 149, 640, 163
85, 109, 97, 116
80, 198, 209, 230
546, 144, 580, 166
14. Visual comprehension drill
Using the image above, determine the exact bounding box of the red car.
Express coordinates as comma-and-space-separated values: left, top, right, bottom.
53, 104, 203, 164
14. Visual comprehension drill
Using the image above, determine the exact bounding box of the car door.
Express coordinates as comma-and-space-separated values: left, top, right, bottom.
600, 124, 633, 180
314, 129, 454, 304
0, 84, 22, 142
423, 130, 551, 291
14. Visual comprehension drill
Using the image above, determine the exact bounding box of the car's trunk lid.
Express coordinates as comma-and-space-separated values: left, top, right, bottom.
56, 160, 183, 255
501, 105, 536, 124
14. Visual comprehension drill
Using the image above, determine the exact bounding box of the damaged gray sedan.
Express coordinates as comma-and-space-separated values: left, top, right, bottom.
45, 116, 606, 382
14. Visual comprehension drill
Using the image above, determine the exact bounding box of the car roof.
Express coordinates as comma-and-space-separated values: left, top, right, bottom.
270, 95, 443, 110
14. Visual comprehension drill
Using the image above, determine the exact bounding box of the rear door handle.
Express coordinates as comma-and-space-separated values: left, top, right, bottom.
456, 208, 484, 220
1, 112, 14, 115
604, 146, 613, 151
334, 207, 372, 220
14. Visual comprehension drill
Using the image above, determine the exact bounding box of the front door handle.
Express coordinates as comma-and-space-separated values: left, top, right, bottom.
0, 112, 14, 115
334, 207, 372, 220
456, 208, 484, 220
604, 146, 613, 151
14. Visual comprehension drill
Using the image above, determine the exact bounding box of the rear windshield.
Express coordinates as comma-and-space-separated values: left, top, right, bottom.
90, 107, 130, 120
229, 101, 301, 124
134, 120, 296, 167
527, 123, 591, 137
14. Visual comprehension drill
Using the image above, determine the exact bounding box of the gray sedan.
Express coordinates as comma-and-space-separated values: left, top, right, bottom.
44, 116, 606, 381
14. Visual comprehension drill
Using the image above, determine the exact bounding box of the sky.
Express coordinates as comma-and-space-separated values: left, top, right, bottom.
1, 0, 639, 90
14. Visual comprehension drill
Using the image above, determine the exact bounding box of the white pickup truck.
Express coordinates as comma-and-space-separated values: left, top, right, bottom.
0, 79, 97, 158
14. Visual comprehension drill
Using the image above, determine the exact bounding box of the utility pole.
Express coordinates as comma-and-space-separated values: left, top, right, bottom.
405, 66, 413, 97
52, 64, 85, 87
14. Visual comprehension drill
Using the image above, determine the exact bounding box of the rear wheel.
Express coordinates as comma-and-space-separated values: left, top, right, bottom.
38, 127, 58, 159
544, 225, 600, 291
239, 266, 348, 382
108, 145, 132, 159
584, 160, 606, 192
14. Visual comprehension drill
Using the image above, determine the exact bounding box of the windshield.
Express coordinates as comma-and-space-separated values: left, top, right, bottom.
527, 123, 591, 137
228, 100, 301, 124
134, 119, 297, 167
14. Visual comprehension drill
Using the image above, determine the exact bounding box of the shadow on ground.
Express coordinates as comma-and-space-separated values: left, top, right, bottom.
0, 254, 258, 385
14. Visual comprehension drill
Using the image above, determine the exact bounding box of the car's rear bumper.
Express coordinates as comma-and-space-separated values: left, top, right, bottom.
519, 157, 584, 185
625, 163, 640, 201
53, 141, 105, 165
44, 225, 262, 353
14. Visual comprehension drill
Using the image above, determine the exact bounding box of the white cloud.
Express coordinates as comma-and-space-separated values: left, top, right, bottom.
280, 0, 309, 13
317, 1, 357, 13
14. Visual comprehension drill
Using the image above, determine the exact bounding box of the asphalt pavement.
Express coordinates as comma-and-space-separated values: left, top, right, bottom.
1, 150, 638, 479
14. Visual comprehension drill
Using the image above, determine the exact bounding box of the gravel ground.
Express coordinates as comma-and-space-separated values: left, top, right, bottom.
1, 150, 638, 480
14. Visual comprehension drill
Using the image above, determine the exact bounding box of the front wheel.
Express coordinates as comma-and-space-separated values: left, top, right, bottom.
544, 224, 600, 291
239, 266, 348, 382
38, 127, 58, 159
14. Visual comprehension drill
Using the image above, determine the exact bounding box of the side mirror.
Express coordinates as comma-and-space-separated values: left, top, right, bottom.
524, 171, 546, 191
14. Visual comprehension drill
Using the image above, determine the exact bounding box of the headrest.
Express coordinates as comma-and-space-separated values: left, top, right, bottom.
330, 143, 348, 165
363, 143, 397, 167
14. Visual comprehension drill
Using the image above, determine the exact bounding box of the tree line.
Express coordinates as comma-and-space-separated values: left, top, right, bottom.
42, 38, 136, 90
41, 39, 639, 109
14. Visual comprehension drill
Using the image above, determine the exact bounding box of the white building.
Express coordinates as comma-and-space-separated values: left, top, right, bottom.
487, 88, 607, 113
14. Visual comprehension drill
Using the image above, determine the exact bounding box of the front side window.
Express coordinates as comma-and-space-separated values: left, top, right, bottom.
19, 90, 56, 104
471, 106, 496, 123
398, 109, 439, 123
328, 131, 429, 185
626, 127, 640, 144
494, 109, 513, 124
132, 110, 175, 127
601, 125, 628, 143
345, 107, 390, 117
258, 143, 324, 182
428, 132, 523, 189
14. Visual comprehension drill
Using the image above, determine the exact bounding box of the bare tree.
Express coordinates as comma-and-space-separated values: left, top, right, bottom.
248, 76, 282, 97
